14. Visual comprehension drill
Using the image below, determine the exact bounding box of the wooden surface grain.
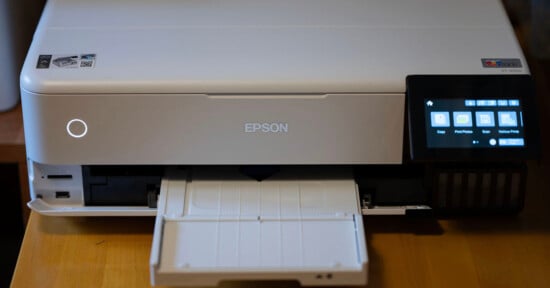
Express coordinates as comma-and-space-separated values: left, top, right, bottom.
11, 208, 550, 288
12, 214, 156, 288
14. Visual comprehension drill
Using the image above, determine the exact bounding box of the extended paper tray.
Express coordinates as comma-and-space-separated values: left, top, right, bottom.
150, 168, 368, 286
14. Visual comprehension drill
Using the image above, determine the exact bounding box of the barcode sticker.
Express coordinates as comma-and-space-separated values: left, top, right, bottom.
80, 60, 93, 67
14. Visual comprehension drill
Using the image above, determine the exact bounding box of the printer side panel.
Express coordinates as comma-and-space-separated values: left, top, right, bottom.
21, 92, 405, 165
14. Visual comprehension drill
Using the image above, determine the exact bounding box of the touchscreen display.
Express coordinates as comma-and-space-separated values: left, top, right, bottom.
408, 75, 538, 160
425, 99, 525, 148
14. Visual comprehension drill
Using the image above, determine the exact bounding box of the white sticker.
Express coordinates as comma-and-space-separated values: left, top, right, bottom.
50, 54, 96, 69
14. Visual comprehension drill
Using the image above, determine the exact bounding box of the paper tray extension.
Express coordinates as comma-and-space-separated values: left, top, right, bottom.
150, 167, 368, 286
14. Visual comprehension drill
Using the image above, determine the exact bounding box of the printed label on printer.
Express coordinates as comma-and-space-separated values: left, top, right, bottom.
36, 55, 52, 69
244, 123, 289, 133
481, 58, 522, 68
38, 54, 96, 69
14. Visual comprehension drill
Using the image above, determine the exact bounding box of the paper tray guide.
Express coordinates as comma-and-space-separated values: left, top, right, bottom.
151, 168, 368, 286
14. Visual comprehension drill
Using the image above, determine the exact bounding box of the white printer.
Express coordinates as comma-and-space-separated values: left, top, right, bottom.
20, 0, 539, 286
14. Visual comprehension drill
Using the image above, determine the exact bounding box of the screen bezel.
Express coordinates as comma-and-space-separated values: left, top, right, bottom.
407, 75, 539, 161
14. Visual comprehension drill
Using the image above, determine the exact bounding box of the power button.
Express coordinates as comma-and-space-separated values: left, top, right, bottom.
66, 119, 88, 138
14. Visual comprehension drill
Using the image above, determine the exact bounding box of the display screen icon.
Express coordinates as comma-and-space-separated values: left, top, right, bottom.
453, 111, 472, 127
431, 112, 450, 127
508, 100, 520, 106
475, 111, 495, 127
499, 138, 524, 146
465, 100, 476, 106
497, 100, 508, 106
476, 99, 497, 106
498, 111, 518, 127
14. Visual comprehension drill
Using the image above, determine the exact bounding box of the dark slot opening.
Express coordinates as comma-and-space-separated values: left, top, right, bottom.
55, 191, 70, 198
47, 174, 73, 179
83, 165, 163, 206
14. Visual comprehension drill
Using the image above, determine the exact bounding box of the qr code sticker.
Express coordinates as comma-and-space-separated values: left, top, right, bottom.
80, 60, 93, 67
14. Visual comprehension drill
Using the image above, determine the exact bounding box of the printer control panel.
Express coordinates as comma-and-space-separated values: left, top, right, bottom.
424, 98, 525, 148
407, 75, 539, 161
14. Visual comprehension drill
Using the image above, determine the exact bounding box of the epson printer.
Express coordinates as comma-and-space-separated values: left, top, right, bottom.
20, 0, 539, 286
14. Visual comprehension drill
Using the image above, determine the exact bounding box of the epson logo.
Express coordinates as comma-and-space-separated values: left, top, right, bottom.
244, 122, 289, 133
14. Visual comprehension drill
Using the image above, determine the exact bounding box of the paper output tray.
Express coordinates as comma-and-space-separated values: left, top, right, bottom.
150, 168, 368, 286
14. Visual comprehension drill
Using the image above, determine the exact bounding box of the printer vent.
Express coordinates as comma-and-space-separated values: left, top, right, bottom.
431, 164, 526, 214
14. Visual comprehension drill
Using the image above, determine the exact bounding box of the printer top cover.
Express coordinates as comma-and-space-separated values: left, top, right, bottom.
21, 0, 527, 95
20, 0, 531, 166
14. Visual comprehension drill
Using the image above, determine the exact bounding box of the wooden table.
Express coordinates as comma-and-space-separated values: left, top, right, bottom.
0, 104, 29, 223
11, 190, 550, 288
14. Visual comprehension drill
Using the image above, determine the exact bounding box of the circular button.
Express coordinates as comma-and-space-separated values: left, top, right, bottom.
66, 119, 88, 138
